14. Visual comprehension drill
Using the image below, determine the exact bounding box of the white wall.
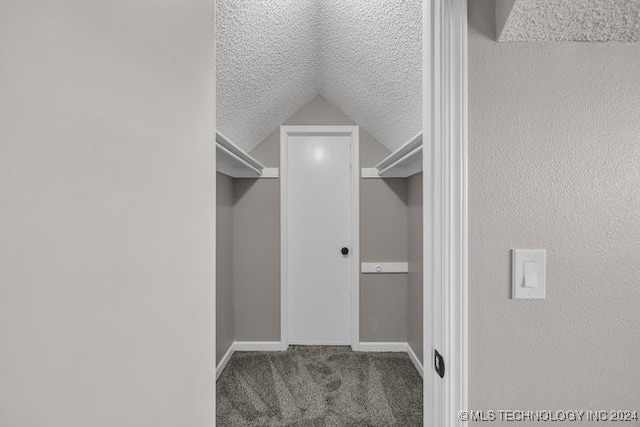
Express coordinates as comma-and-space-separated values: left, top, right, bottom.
0, 2, 215, 426
469, 1, 640, 422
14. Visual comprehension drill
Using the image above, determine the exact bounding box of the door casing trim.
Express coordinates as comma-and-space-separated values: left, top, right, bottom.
423, 0, 469, 425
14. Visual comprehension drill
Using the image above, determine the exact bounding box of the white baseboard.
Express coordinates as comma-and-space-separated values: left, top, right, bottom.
233, 341, 285, 352
216, 343, 235, 380
406, 343, 424, 377
358, 342, 424, 378
289, 341, 351, 346
216, 341, 286, 380
358, 342, 408, 352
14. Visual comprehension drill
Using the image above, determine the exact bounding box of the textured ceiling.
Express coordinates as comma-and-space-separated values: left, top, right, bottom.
497, 0, 640, 42
317, 1, 422, 152
215, 0, 320, 152
216, 0, 422, 153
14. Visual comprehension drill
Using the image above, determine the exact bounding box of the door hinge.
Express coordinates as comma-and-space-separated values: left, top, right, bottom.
434, 349, 445, 378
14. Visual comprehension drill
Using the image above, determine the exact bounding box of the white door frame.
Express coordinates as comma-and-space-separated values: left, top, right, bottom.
424, 0, 469, 426
280, 126, 360, 351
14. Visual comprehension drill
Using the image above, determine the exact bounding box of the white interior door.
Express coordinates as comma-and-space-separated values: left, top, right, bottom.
286, 131, 353, 345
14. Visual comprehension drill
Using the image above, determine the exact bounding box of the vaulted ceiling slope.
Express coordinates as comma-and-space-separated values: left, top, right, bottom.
497, 0, 640, 42
216, 0, 422, 153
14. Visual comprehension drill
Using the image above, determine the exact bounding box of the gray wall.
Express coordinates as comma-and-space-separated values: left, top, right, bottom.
0, 2, 215, 426
469, 0, 640, 421
217, 173, 234, 363
234, 95, 410, 342
407, 174, 423, 363
233, 178, 281, 341
360, 178, 408, 342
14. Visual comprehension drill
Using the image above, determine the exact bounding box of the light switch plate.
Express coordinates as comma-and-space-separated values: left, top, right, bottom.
512, 249, 546, 299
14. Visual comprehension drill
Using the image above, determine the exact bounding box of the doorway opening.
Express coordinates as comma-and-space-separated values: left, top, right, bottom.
213, 0, 468, 425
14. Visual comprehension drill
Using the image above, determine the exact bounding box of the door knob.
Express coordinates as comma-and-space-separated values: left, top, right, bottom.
341, 247, 349, 256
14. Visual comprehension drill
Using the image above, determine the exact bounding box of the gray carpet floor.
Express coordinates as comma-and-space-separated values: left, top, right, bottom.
216, 346, 423, 426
